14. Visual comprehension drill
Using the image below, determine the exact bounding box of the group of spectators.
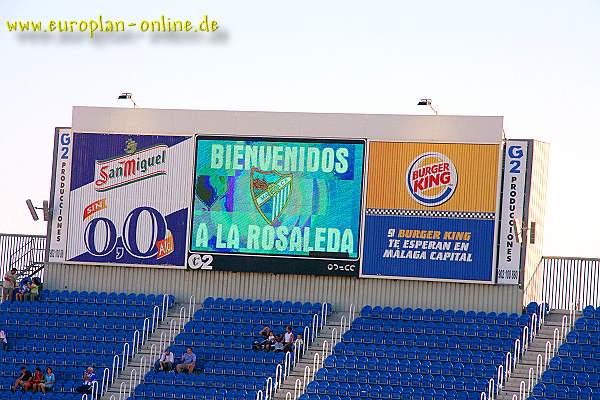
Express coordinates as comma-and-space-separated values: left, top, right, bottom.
2, 268, 41, 302
253, 325, 303, 353
11, 366, 55, 394
10, 366, 97, 395
155, 347, 196, 373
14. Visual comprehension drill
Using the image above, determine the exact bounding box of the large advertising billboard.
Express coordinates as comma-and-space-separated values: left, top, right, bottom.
188, 136, 366, 275
64, 133, 194, 267
360, 142, 501, 282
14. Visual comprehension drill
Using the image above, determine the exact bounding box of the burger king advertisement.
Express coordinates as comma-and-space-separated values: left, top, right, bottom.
361, 142, 502, 282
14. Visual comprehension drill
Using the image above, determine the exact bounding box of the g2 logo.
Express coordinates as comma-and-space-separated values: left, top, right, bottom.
84, 206, 167, 259
188, 254, 214, 270
508, 145, 524, 173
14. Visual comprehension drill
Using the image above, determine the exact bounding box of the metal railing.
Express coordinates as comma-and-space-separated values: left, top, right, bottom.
0, 233, 46, 284
540, 256, 600, 310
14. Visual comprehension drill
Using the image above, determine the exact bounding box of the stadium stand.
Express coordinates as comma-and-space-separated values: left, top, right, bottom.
127, 297, 332, 400
298, 304, 539, 400
0, 290, 175, 400
530, 305, 600, 400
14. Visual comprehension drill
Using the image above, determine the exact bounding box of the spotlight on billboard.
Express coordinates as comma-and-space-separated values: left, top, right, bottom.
26, 199, 39, 221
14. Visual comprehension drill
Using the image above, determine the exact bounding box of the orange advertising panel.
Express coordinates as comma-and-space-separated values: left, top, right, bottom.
366, 142, 500, 213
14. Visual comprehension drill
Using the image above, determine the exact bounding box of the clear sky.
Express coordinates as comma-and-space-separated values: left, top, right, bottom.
1, 0, 599, 257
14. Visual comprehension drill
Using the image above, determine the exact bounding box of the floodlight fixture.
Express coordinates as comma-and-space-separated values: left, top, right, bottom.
118, 92, 138, 108
417, 98, 438, 115
26, 199, 51, 222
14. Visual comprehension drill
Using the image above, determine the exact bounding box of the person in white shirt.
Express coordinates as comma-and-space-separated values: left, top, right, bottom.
283, 326, 295, 352
294, 333, 304, 353
0, 330, 7, 351
157, 350, 174, 372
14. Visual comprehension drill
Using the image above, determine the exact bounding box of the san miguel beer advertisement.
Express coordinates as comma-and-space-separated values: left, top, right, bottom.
65, 133, 194, 267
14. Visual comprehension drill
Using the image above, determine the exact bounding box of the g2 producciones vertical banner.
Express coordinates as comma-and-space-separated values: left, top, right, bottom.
361, 142, 501, 282
47, 128, 73, 263
65, 133, 194, 267
188, 136, 365, 275
496, 140, 528, 284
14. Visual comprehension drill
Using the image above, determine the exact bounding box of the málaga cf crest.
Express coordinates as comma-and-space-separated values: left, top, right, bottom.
250, 168, 293, 225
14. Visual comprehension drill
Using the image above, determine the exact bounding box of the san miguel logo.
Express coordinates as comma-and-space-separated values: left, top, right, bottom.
94, 139, 168, 192
406, 152, 458, 207
250, 168, 293, 225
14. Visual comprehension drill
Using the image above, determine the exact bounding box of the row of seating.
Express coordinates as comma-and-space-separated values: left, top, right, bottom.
305, 383, 485, 399
556, 343, 600, 359
183, 322, 306, 337
333, 343, 508, 361
160, 348, 287, 364
583, 306, 600, 320
35, 290, 175, 306
541, 370, 600, 387
0, 315, 149, 329
133, 386, 257, 400
341, 332, 517, 352
0, 302, 163, 318
0, 365, 106, 380
566, 331, 600, 345
532, 383, 600, 399
202, 297, 331, 315
316, 368, 495, 385
321, 360, 499, 377
549, 357, 600, 373
4, 327, 136, 342
0, 388, 84, 400
574, 318, 600, 332
0, 353, 113, 369
172, 334, 277, 350
0, 377, 84, 394
360, 306, 535, 325
300, 394, 482, 400
143, 371, 265, 389
353, 318, 529, 332
2, 340, 129, 354
192, 310, 318, 326
203, 361, 278, 377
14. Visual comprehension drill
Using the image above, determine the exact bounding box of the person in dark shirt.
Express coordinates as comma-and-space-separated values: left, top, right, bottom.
12, 366, 32, 392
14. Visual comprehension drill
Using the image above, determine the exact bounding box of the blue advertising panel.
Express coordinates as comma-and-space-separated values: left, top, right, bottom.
363, 214, 495, 281
188, 136, 365, 276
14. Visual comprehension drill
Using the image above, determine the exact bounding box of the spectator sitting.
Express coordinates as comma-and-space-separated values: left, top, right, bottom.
155, 349, 174, 372
273, 334, 285, 353
2, 268, 18, 301
15, 278, 31, 302
30, 367, 44, 392
294, 333, 304, 353
0, 329, 7, 350
283, 326, 295, 352
76, 367, 97, 394
11, 366, 32, 393
253, 326, 273, 350
175, 347, 196, 373
40, 367, 55, 394
28, 280, 39, 301
263, 331, 276, 352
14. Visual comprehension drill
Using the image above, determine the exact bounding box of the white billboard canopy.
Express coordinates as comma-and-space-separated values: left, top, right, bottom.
72, 106, 503, 144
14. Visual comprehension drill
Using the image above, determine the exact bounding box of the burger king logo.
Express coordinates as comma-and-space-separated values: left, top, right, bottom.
406, 152, 457, 206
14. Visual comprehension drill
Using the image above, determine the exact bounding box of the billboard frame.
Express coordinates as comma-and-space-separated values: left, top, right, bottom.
186, 133, 367, 276
358, 140, 504, 285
